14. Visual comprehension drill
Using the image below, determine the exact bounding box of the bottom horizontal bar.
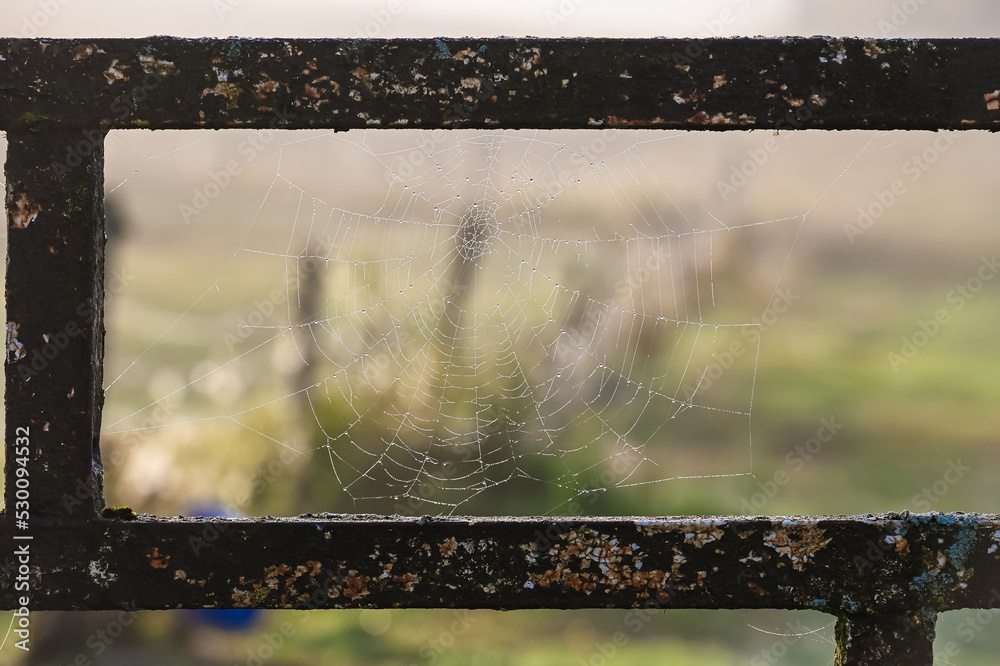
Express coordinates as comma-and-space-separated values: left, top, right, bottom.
2, 512, 997, 615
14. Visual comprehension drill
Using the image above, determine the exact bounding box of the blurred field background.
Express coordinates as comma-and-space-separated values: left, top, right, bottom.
4, 1, 1000, 664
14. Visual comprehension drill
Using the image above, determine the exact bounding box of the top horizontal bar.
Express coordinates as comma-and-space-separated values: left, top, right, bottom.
1, 37, 999, 131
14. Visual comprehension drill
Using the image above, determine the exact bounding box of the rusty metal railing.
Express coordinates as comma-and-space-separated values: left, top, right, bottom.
3, 37, 1000, 665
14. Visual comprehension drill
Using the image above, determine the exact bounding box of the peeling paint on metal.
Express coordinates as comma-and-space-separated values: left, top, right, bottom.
6, 322, 26, 362
8, 190, 42, 228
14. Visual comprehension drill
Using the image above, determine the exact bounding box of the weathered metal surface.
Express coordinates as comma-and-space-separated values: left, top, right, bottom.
4, 36, 1000, 664
1, 37, 1000, 131
4, 128, 106, 522
835, 611, 937, 665
0, 513, 997, 614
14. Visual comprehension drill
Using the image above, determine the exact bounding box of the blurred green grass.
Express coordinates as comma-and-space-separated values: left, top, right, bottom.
4, 128, 1000, 663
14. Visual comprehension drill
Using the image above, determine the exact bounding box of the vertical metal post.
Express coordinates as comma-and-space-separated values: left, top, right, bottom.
835, 611, 938, 665
4, 126, 106, 524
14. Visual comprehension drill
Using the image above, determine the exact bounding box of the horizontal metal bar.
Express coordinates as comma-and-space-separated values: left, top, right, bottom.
2, 37, 1000, 131
1, 513, 997, 613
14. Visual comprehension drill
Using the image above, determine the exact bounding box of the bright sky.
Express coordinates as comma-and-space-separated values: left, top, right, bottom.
1, 0, 997, 40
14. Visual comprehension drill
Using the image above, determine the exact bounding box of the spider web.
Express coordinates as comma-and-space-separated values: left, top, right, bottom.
101, 128, 810, 516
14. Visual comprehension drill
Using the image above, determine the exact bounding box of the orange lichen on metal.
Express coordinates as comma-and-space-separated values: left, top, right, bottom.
203, 82, 242, 109
104, 59, 127, 84
439, 537, 459, 557
672, 89, 705, 104
682, 522, 726, 547
393, 572, 420, 592
525, 526, 677, 598
886, 534, 910, 555
334, 570, 371, 601
685, 111, 743, 125
146, 547, 170, 569
8, 191, 42, 229
606, 115, 666, 127
763, 523, 831, 571
138, 54, 177, 75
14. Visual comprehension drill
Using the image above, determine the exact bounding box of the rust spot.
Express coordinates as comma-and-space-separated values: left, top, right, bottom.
9, 190, 42, 229
686, 111, 711, 125
255, 79, 281, 101
147, 547, 170, 569
72, 44, 94, 60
